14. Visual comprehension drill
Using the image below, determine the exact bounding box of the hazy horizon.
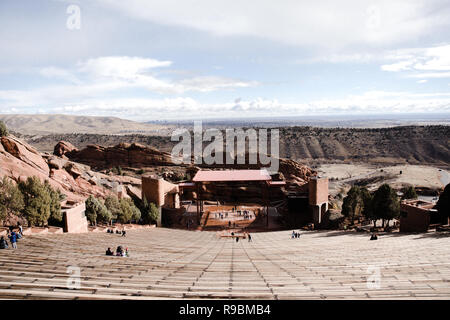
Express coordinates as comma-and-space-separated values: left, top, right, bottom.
1, 112, 449, 131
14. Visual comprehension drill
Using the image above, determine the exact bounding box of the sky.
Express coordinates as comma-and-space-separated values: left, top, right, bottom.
0, 0, 450, 121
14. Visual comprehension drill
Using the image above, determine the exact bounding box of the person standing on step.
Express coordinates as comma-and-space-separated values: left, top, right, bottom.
8, 230, 17, 249
248, 233, 252, 242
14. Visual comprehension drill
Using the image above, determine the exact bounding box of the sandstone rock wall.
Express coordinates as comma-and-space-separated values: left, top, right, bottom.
0, 136, 138, 202
62, 142, 174, 169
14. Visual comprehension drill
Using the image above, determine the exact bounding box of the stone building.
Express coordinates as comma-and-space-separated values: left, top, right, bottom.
141, 175, 180, 226
61, 201, 88, 233
399, 199, 437, 232
308, 176, 329, 224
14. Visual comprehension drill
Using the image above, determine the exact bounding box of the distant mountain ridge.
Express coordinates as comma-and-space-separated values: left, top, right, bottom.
22, 125, 450, 167
2, 113, 449, 136
0, 114, 173, 135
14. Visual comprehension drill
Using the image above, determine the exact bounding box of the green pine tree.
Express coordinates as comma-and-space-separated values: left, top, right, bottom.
116, 198, 140, 223
341, 186, 363, 224
45, 181, 65, 226
105, 195, 121, 222
18, 177, 52, 227
371, 184, 400, 228
85, 195, 110, 225
436, 183, 450, 223
141, 197, 159, 224
0, 177, 24, 223
360, 187, 375, 225
401, 186, 418, 200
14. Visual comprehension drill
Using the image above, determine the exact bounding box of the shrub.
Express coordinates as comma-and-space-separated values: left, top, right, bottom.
85, 195, 110, 225
112, 166, 123, 176
45, 181, 65, 226
0, 177, 24, 223
0, 121, 8, 137
117, 198, 137, 223
130, 201, 141, 222
141, 197, 159, 224
436, 183, 450, 222
105, 195, 121, 221
401, 186, 417, 200
18, 177, 52, 227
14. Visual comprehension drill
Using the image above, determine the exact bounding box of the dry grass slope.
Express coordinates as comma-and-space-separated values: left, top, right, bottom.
0, 114, 173, 135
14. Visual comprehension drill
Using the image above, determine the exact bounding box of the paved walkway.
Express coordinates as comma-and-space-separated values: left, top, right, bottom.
0, 228, 449, 299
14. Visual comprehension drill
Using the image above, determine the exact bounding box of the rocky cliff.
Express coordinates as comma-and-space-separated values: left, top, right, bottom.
0, 136, 139, 202
58, 142, 174, 170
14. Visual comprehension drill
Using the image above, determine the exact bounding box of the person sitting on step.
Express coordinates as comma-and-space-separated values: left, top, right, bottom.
0, 236, 8, 249
106, 247, 114, 256
17, 222, 23, 236
370, 233, 378, 240
116, 246, 124, 256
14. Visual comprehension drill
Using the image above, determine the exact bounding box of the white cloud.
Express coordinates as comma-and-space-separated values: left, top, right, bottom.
381, 60, 416, 72
178, 76, 259, 92
381, 44, 450, 78
1, 90, 449, 120
77, 56, 172, 79
297, 53, 379, 64
95, 0, 450, 49
17, 56, 258, 100
407, 72, 450, 79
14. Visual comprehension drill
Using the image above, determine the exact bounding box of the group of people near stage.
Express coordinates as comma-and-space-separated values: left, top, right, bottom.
107, 229, 126, 237
214, 212, 228, 219
237, 210, 253, 220
291, 230, 301, 239
105, 246, 129, 257
289, 229, 379, 240
0, 223, 24, 250
230, 232, 252, 243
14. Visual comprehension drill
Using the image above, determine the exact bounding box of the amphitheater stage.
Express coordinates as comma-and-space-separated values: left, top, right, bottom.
0, 228, 449, 300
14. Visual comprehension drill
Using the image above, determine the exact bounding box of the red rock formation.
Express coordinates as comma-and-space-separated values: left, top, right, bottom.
0, 136, 136, 202
1, 136, 50, 176
64, 142, 174, 169
62, 142, 315, 191
54, 141, 78, 158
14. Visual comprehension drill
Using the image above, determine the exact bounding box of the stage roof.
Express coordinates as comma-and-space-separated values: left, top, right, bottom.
192, 169, 272, 182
